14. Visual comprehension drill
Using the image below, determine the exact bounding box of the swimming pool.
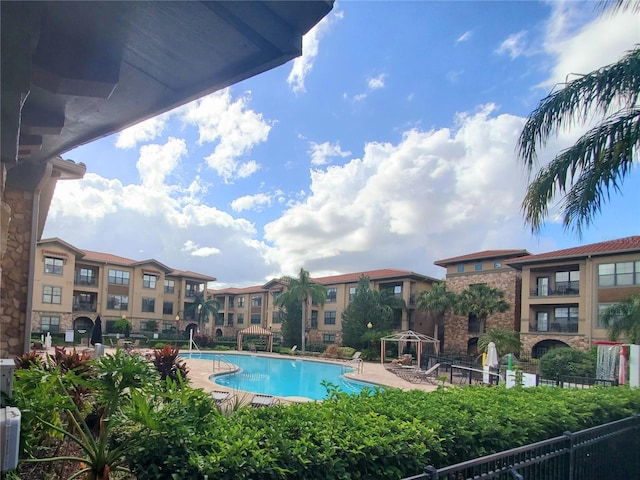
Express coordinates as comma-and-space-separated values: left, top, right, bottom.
183, 352, 375, 400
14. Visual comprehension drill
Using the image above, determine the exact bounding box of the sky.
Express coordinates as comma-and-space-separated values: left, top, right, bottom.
43, 1, 640, 288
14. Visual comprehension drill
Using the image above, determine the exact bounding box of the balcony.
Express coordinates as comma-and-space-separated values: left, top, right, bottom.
529, 320, 579, 334
73, 302, 97, 312
530, 283, 579, 297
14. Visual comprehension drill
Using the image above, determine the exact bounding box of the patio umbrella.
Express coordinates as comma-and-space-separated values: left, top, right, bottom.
90, 316, 103, 346
486, 342, 499, 369
124, 322, 131, 338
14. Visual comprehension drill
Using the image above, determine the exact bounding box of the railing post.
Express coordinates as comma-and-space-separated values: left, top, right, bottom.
423, 465, 438, 479
564, 430, 575, 480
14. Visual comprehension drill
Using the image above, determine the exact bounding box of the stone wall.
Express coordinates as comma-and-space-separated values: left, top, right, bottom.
521, 333, 590, 355
1, 187, 34, 356
444, 269, 521, 354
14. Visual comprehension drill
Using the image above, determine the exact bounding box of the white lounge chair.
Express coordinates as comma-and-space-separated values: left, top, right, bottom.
211, 390, 232, 405
250, 394, 279, 408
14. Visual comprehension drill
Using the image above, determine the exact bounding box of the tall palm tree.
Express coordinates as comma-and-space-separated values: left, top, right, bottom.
454, 284, 509, 334
417, 282, 457, 341
186, 293, 220, 333
478, 329, 522, 357
517, 2, 639, 235
600, 294, 640, 344
274, 268, 327, 352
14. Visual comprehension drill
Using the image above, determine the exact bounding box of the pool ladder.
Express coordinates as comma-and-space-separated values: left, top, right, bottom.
212, 354, 236, 374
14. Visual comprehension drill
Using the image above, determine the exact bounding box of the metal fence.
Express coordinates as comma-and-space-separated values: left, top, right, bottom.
401, 415, 639, 480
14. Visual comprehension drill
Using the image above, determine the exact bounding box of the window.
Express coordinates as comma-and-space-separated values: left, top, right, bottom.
250, 313, 261, 324
393, 285, 402, 295
142, 297, 155, 313
494, 262, 502, 269
143, 274, 157, 289
597, 303, 623, 328
554, 307, 579, 332
44, 257, 64, 275
42, 286, 62, 304
349, 286, 356, 302
73, 292, 95, 311
164, 279, 175, 293
251, 295, 262, 307
185, 283, 198, 297
272, 311, 281, 324
227, 313, 234, 326
76, 267, 96, 285
536, 312, 549, 332
215, 313, 224, 326
457, 266, 464, 273
237, 313, 244, 324
326, 288, 337, 303
163, 301, 173, 315
555, 270, 579, 292
475, 264, 482, 271
237, 296, 245, 308
272, 290, 282, 301
323, 333, 336, 344
41, 315, 60, 333
107, 294, 128, 311
311, 310, 318, 328
228, 297, 234, 309
162, 322, 174, 333
599, 262, 640, 287
324, 311, 336, 325
108, 269, 130, 285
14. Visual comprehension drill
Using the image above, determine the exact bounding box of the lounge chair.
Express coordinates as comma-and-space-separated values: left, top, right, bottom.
211, 390, 232, 405
406, 363, 441, 384
250, 394, 279, 408
291, 345, 298, 355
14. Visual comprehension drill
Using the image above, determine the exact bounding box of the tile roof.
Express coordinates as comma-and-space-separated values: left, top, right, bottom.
209, 285, 265, 295
78, 249, 139, 266
507, 236, 640, 266
312, 269, 437, 285
434, 249, 530, 266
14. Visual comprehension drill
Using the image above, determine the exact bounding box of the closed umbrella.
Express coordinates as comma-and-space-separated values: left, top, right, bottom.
124, 322, 131, 338
486, 342, 499, 369
90, 316, 103, 346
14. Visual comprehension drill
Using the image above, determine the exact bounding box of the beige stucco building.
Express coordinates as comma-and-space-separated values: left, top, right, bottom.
31, 238, 215, 340
209, 269, 439, 347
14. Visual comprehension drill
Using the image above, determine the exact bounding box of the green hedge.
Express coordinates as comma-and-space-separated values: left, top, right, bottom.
124, 386, 640, 479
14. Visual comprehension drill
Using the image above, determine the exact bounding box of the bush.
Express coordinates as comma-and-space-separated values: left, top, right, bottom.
323, 345, 340, 358
538, 347, 597, 379
213, 345, 231, 351
307, 343, 327, 353
338, 346, 356, 359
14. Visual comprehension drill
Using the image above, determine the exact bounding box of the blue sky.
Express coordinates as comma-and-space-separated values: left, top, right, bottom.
44, 1, 640, 287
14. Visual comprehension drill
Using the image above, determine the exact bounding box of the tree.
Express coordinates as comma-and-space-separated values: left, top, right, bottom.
186, 294, 220, 332
341, 276, 404, 350
478, 329, 522, 357
278, 295, 303, 348
453, 284, 509, 333
274, 268, 327, 352
416, 282, 457, 341
600, 294, 640, 344
517, 2, 639, 235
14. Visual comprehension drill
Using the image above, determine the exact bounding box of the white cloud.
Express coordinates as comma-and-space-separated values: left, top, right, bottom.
308, 141, 351, 166
263, 105, 536, 276
287, 7, 342, 93
182, 240, 221, 257
540, 3, 640, 89
115, 112, 171, 149
231, 193, 272, 212
368, 74, 385, 90
496, 31, 528, 59
456, 30, 473, 44
181, 89, 271, 183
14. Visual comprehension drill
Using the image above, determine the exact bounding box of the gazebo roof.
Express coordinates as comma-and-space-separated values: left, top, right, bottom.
381, 330, 437, 343
239, 325, 273, 336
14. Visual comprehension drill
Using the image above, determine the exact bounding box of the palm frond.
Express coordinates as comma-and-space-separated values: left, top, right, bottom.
522, 108, 639, 233
518, 46, 640, 168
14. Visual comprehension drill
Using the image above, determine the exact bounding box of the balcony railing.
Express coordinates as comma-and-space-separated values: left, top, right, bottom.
74, 277, 97, 286
73, 302, 97, 312
529, 320, 579, 333
530, 284, 579, 297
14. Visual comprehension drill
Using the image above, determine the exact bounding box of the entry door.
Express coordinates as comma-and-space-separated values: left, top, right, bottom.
537, 277, 549, 296
536, 312, 548, 332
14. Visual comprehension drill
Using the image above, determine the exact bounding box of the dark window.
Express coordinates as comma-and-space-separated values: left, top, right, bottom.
251, 295, 262, 307
237, 313, 244, 324
163, 301, 173, 315
311, 310, 318, 328
326, 288, 337, 303
143, 274, 157, 289
323, 333, 336, 343
164, 279, 175, 293
41, 316, 60, 333
215, 313, 224, 326
227, 313, 234, 326
142, 297, 155, 313
107, 294, 129, 311
324, 311, 336, 325
44, 257, 64, 275
272, 311, 281, 324
250, 313, 261, 324
43, 286, 62, 304
237, 296, 245, 308
76, 267, 96, 285
228, 296, 234, 309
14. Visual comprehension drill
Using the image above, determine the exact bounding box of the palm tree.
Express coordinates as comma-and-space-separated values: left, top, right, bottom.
274, 268, 327, 353
416, 282, 457, 340
517, 2, 639, 235
478, 329, 522, 357
186, 293, 220, 333
600, 294, 640, 344
453, 284, 509, 334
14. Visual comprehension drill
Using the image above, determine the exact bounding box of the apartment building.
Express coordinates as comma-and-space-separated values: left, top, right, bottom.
208, 269, 439, 346
434, 250, 529, 355
507, 236, 640, 358
32, 238, 215, 339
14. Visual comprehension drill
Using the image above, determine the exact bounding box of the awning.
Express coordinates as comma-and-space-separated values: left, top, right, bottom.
380, 330, 440, 369
237, 325, 273, 352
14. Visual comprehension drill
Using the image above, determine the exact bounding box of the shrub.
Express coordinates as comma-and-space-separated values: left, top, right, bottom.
338, 346, 356, 359
307, 343, 327, 353
213, 345, 231, 351
538, 347, 596, 379
323, 345, 340, 358
152, 345, 189, 383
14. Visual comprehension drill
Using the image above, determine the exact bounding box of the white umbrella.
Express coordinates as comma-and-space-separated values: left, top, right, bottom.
44, 332, 52, 349
486, 342, 499, 369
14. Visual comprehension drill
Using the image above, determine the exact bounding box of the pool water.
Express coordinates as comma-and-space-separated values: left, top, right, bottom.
183, 352, 375, 400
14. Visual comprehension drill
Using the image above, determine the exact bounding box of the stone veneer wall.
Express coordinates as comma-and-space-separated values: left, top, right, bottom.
521, 333, 590, 355
1, 187, 34, 356
444, 269, 521, 354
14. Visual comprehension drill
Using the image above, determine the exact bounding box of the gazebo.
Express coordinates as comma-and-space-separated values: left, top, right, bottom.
380, 330, 440, 369
236, 325, 274, 352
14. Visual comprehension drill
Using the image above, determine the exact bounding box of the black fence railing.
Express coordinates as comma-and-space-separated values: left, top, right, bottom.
402, 416, 639, 480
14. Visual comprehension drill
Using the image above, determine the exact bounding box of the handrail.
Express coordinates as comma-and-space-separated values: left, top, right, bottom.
212, 353, 236, 373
